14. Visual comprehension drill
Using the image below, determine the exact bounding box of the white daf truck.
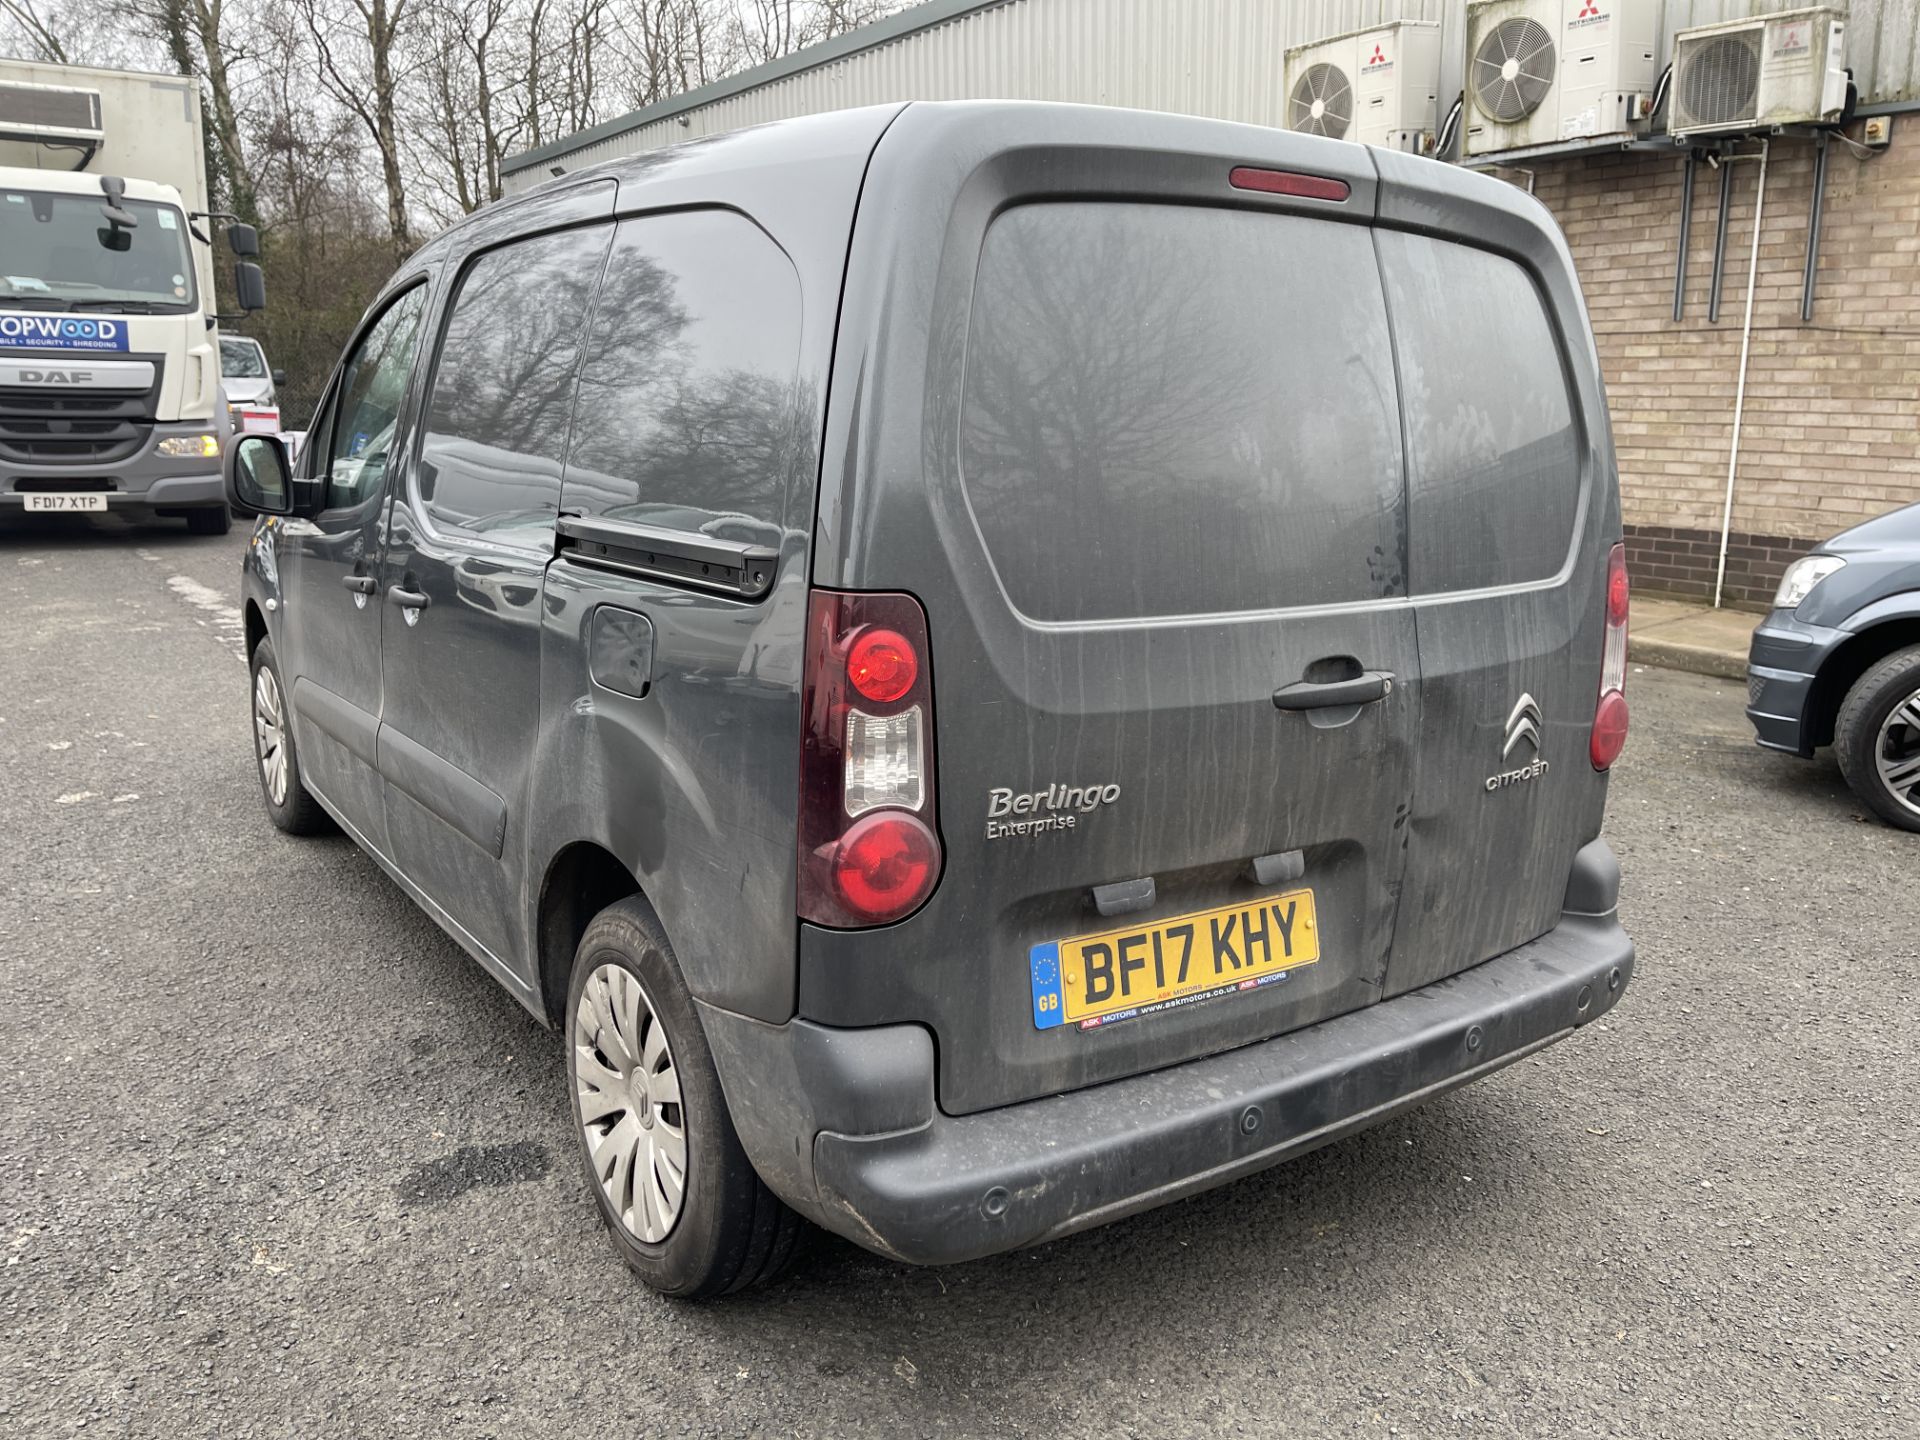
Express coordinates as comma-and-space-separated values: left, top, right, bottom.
0, 60, 265, 534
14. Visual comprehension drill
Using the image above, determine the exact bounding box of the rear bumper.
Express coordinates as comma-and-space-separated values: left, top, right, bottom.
1745, 609, 1848, 755
701, 842, 1635, 1266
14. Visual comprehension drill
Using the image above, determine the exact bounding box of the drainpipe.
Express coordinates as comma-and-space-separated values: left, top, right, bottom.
1712, 139, 1769, 610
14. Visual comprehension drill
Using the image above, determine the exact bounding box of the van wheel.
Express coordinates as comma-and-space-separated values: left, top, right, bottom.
187, 506, 232, 536
249, 638, 330, 835
1834, 644, 1920, 833
566, 897, 804, 1298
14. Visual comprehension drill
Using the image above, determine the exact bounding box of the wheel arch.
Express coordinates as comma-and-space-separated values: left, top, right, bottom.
535, 840, 646, 1028
1807, 613, 1920, 750
244, 598, 268, 664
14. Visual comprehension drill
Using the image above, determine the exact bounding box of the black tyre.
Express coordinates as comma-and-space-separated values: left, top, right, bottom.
249, 638, 331, 835
1834, 644, 1920, 833
566, 896, 804, 1297
187, 505, 232, 536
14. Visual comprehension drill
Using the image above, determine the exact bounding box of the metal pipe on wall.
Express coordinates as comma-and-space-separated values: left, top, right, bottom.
1801, 131, 1831, 322
1713, 140, 1770, 610
1708, 155, 1734, 323
1673, 150, 1695, 322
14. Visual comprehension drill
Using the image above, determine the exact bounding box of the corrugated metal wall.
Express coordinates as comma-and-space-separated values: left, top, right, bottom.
505, 0, 1448, 189
504, 0, 1919, 192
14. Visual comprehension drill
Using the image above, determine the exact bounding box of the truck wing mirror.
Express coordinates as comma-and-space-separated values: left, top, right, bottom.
234, 260, 267, 313
227, 222, 260, 257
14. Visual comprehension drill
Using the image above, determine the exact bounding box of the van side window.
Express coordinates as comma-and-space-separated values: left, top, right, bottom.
415, 224, 612, 544
324, 286, 427, 511
1377, 234, 1582, 594
562, 210, 803, 535
959, 203, 1406, 623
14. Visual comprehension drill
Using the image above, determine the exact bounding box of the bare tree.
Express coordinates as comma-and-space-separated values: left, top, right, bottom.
1, 0, 69, 61
298, 0, 416, 250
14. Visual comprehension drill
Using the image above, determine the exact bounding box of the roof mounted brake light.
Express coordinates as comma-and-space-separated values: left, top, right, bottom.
1228, 167, 1350, 202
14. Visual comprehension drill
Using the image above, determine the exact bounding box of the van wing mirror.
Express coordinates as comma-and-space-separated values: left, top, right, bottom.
234, 260, 266, 313
271, 368, 286, 386
227, 222, 261, 257
226, 433, 293, 518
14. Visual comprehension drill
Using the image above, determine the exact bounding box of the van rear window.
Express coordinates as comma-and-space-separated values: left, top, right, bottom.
1377, 232, 1581, 594
959, 203, 1406, 623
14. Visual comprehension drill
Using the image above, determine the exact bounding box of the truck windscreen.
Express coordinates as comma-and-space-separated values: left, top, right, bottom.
0, 189, 198, 311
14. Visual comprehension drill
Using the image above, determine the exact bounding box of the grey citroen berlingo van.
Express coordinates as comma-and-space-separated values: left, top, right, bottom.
226, 101, 1635, 1297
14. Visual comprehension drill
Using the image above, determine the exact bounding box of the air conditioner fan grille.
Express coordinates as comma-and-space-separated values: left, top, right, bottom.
1288, 62, 1353, 139
1677, 32, 1763, 129
1471, 17, 1557, 124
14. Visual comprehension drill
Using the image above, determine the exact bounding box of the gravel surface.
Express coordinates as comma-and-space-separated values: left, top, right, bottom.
2, 515, 1915, 1438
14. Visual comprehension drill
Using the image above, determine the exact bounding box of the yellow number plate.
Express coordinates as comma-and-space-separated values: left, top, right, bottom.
1029, 890, 1319, 1031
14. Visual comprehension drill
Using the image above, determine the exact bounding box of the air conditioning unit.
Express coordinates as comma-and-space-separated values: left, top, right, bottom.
1464, 0, 1660, 159
1284, 21, 1443, 152
1669, 8, 1848, 139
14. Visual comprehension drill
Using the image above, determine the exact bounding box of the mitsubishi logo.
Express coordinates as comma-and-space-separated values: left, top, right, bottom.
1502, 693, 1543, 759
1577, 1, 1601, 16
1367, 44, 1388, 65
1487, 693, 1551, 793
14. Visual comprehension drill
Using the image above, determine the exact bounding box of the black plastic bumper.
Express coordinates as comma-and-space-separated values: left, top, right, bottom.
702, 850, 1634, 1267
1746, 609, 1848, 756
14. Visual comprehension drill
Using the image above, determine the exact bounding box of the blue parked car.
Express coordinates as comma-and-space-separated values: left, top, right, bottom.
1747, 501, 1920, 831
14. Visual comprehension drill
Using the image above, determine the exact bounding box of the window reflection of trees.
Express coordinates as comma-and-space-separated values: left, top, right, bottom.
419, 226, 610, 535
327, 287, 426, 509
958, 204, 1407, 623
563, 213, 806, 539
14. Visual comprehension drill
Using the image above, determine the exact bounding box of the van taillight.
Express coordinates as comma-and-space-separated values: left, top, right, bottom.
1591, 543, 1630, 771
798, 590, 942, 926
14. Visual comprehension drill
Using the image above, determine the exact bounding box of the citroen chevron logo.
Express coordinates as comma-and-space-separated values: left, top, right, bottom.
1503, 693, 1544, 759
1487, 693, 1551, 793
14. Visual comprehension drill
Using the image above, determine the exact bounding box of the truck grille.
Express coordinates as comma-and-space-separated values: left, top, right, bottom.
0, 382, 159, 467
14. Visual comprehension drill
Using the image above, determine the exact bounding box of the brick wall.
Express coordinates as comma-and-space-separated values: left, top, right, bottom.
1521, 122, 1920, 606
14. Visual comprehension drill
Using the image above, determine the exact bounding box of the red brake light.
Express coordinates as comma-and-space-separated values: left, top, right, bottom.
831, 812, 940, 923
1593, 543, 1629, 771
1591, 690, 1630, 770
1228, 167, 1350, 202
1607, 550, 1631, 628
847, 628, 918, 704
798, 590, 942, 928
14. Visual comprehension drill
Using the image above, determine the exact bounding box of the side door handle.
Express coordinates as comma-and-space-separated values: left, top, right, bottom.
387, 585, 430, 610
341, 574, 377, 595
1272, 671, 1394, 711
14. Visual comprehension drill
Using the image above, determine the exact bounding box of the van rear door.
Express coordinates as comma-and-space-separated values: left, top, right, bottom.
801, 108, 1423, 1115
1370, 162, 1620, 996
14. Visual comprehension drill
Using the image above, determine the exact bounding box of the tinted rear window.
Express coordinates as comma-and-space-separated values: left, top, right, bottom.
563, 209, 803, 534
417, 224, 611, 545
959, 203, 1406, 623
1377, 232, 1581, 593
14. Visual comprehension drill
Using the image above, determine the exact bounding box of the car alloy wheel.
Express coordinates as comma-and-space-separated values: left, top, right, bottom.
1875, 685, 1920, 820
253, 664, 289, 807
573, 962, 688, 1243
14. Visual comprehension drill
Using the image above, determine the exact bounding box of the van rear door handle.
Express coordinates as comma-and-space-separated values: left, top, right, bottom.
1272, 671, 1393, 711
387, 585, 430, 610
341, 574, 376, 595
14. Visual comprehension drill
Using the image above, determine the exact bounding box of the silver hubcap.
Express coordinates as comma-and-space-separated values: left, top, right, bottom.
253, 665, 288, 806
1875, 687, 1920, 818
574, 963, 687, 1243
